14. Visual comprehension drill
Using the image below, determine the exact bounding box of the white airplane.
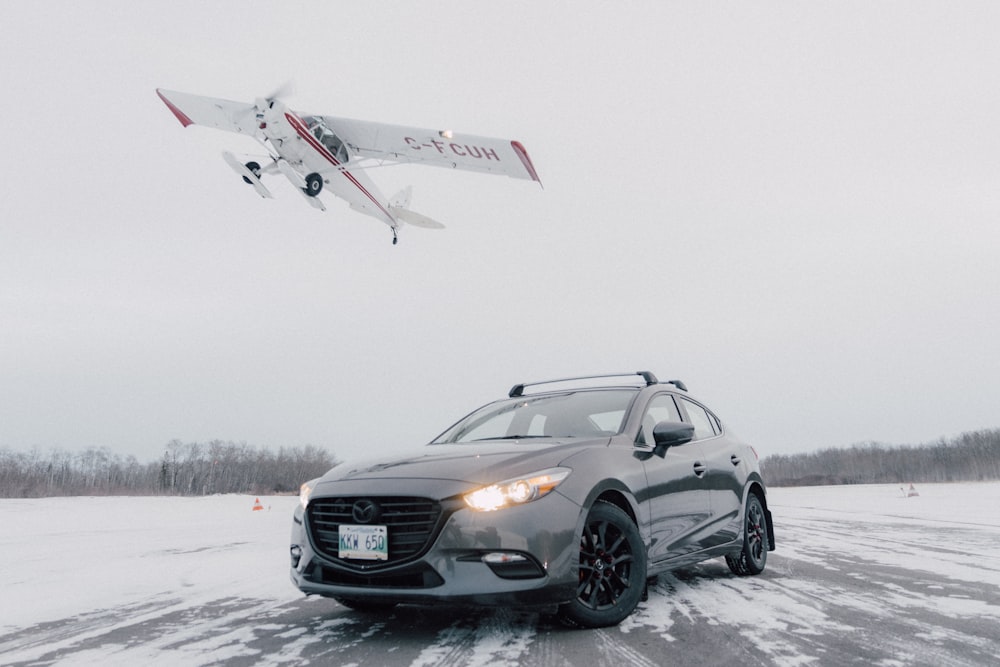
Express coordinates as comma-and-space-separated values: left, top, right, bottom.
156, 88, 541, 244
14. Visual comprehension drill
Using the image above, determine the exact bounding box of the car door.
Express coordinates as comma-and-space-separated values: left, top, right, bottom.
636, 393, 712, 564
676, 397, 744, 547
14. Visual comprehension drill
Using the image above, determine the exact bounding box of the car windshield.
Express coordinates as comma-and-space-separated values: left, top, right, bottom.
432, 389, 638, 444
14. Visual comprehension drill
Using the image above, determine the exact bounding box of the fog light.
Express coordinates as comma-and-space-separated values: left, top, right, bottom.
290, 545, 302, 568
481, 552, 545, 579
483, 552, 527, 564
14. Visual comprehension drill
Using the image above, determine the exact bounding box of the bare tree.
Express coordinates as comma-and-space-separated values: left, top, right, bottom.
761, 429, 1000, 486
0, 441, 338, 498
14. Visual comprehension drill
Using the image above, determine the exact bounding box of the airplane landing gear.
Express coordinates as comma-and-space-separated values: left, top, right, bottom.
242, 161, 261, 184
304, 172, 323, 197
392, 229, 398, 245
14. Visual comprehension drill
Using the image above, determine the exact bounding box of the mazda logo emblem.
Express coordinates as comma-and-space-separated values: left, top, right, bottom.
352, 499, 379, 524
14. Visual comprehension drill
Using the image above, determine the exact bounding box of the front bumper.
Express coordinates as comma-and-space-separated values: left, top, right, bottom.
289, 490, 582, 607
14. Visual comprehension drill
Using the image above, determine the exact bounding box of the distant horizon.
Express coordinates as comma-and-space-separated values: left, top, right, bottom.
4, 423, 998, 465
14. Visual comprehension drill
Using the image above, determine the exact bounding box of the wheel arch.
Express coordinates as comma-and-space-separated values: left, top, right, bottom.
579, 478, 641, 527
572, 479, 647, 547
745, 479, 776, 552
592, 488, 638, 525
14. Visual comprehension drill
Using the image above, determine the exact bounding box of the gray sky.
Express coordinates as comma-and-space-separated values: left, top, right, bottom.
2, 1, 998, 464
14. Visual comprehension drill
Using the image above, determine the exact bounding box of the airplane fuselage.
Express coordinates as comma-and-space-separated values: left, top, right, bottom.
258, 102, 397, 229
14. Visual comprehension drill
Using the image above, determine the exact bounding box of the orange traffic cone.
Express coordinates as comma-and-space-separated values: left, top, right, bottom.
252, 497, 264, 511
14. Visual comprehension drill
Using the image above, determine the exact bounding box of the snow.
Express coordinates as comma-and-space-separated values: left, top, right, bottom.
0, 495, 301, 633
2, 483, 999, 665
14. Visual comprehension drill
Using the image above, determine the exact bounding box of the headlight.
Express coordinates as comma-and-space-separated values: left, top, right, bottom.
299, 478, 319, 509
463, 467, 571, 512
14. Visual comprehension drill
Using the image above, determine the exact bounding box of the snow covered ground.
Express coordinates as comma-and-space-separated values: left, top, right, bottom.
0, 494, 301, 629
1, 483, 999, 666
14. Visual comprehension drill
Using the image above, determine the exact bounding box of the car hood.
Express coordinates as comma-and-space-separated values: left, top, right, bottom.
313, 438, 609, 498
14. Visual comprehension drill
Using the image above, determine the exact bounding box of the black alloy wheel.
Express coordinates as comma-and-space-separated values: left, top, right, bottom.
726, 493, 768, 576
558, 501, 646, 628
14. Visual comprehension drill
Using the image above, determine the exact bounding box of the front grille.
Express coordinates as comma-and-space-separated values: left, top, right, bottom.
307, 496, 443, 568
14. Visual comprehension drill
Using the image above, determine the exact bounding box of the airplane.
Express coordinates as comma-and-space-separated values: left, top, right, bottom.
156, 87, 541, 244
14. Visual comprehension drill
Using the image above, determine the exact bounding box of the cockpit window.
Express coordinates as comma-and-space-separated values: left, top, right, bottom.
305, 117, 349, 163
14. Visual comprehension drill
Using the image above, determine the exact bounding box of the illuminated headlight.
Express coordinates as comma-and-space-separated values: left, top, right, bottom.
463, 467, 571, 512
299, 478, 319, 509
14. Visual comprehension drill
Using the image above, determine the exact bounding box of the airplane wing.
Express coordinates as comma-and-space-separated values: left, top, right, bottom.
312, 115, 541, 184
157, 89, 260, 136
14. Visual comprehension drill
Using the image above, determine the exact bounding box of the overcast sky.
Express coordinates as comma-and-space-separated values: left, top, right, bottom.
2, 2, 998, 465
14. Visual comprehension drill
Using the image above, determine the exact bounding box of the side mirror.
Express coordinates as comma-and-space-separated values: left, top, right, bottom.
652, 421, 695, 456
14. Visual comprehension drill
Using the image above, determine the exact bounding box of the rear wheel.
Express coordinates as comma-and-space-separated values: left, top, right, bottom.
558, 501, 646, 628
726, 493, 768, 576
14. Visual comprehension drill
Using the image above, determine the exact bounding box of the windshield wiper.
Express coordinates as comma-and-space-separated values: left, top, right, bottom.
469, 435, 552, 442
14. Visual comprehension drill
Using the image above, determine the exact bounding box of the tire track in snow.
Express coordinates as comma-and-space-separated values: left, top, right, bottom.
410, 609, 537, 667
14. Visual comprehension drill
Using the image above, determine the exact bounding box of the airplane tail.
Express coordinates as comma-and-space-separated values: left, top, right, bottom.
388, 187, 445, 229
389, 186, 413, 210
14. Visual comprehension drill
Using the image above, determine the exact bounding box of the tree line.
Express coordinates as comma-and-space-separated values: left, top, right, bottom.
761, 428, 1000, 486
0, 440, 338, 498
4, 428, 998, 496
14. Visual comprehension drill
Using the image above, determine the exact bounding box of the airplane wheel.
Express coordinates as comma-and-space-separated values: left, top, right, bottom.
305, 173, 323, 197
242, 161, 261, 185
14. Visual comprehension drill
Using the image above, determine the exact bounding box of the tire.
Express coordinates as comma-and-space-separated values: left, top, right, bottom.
333, 596, 398, 613
242, 161, 261, 185
726, 492, 768, 576
558, 501, 647, 628
305, 172, 323, 196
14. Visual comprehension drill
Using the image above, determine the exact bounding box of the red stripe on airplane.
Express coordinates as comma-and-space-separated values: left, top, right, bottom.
511, 141, 541, 184
284, 113, 395, 221
157, 89, 194, 128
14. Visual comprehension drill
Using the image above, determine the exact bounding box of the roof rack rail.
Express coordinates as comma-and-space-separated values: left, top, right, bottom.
666, 379, 688, 392
509, 371, 659, 398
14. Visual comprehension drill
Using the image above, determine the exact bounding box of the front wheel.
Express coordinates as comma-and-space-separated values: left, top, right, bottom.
304, 172, 323, 196
558, 501, 646, 628
726, 493, 768, 576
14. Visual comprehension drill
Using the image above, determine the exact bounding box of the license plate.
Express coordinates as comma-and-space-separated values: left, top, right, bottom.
339, 524, 388, 560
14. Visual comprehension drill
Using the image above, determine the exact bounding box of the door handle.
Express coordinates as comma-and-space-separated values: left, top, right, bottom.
693, 462, 707, 478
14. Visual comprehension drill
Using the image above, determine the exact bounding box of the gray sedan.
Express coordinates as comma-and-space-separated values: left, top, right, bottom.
290, 372, 775, 627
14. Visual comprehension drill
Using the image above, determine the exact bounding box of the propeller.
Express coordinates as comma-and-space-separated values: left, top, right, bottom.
256, 80, 296, 112
265, 80, 296, 103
